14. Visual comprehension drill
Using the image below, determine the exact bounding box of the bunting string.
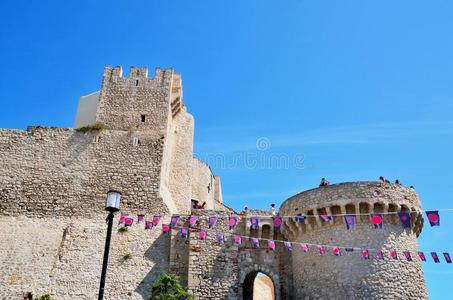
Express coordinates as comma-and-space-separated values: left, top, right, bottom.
157, 224, 453, 263
116, 212, 453, 263
118, 208, 453, 219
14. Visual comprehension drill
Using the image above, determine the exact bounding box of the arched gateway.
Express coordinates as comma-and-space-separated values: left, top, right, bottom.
242, 271, 276, 300
239, 265, 281, 300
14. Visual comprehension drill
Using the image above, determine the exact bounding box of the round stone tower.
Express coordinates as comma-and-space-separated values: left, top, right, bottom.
279, 181, 427, 299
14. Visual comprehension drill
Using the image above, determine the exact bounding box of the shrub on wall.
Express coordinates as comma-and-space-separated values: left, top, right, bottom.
75, 122, 107, 133
35, 294, 56, 300
118, 227, 128, 233
149, 272, 193, 300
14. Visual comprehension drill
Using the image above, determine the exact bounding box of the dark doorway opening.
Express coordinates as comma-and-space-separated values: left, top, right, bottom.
243, 271, 275, 300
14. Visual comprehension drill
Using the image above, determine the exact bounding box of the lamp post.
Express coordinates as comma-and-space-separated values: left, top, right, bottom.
98, 190, 122, 300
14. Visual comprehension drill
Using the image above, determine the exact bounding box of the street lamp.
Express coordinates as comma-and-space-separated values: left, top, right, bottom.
98, 190, 122, 300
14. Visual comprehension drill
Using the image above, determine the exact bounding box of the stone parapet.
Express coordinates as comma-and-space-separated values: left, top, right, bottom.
280, 181, 424, 239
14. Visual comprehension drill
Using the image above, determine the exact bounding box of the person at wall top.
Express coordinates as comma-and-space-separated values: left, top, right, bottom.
379, 176, 391, 183
319, 178, 330, 187
270, 203, 276, 216
196, 201, 206, 209
240, 205, 248, 218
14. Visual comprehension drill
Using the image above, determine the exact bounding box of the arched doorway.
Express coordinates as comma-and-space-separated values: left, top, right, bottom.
243, 271, 275, 300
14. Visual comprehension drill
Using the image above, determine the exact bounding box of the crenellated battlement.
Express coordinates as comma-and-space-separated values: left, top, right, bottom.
103, 65, 174, 80
280, 181, 424, 240
95, 65, 183, 132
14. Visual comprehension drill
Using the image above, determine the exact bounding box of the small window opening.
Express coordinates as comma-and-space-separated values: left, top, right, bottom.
261, 225, 271, 239
93, 136, 101, 143
359, 202, 371, 222
136, 79, 139, 86
250, 227, 259, 238
133, 137, 139, 146
141, 115, 146, 123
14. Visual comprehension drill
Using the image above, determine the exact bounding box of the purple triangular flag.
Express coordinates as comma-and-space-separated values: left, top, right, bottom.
208, 216, 218, 228
216, 233, 225, 244
371, 213, 383, 229
333, 247, 341, 256
250, 217, 260, 230
229, 216, 238, 230
170, 215, 180, 228
284, 241, 293, 252
250, 237, 260, 248
426, 211, 440, 227
268, 240, 276, 251
317, 245, 324, 255
189, 215, 198, 228
344, 215, 356, 230
137, 214, 145, 223
444, 253, 452, 263
198, 230, 207, 241
320, 214, 332, 222
295, 214, 305, 223
152, 215, 161, 228
180, 227, 189, 238
300, 243, 309, 253
119, 213, 127, 225
124, 217, 134, 227
431, 252, 440, 263
403, 251, 413, 261
273, 217, 283, 231
398, 212, 411, 228
145, 221, 153, 230
162, 224, 170, 234
418, 252, 426, 262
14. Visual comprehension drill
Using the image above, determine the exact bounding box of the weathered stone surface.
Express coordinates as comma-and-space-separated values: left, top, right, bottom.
254, 274, 274, 300
0, 66, 427, 300
280, 182, 428, 299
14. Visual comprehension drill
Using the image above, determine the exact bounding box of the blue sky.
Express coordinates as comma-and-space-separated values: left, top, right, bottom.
0, 0, 452, 297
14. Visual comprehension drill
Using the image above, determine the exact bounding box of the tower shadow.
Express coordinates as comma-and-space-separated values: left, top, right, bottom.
135, 233, 171, 299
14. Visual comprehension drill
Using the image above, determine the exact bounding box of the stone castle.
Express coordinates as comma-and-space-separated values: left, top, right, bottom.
0, 66, 427, 299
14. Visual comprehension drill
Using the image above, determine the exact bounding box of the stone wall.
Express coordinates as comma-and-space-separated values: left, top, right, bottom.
167, 108, 195, 214
280, 182, 427, 299
0, 127, 169, 217
186, 210, 240, 299
95, 66, 173, 134
191, 158, 217, 210
184, 210, 290, 300
0, 215, 170, 299
0, 65, 429, 300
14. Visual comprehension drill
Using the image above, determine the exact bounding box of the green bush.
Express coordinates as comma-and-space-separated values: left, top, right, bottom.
122, 253, 132, 260
149, 273, 193, 300
75, 122, 107, 133
35, 294, 56, 300
118, 227, 128, 233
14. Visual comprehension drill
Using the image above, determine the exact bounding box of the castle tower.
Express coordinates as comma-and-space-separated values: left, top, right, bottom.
279, 182, 427, 299
73, 66, 224, 214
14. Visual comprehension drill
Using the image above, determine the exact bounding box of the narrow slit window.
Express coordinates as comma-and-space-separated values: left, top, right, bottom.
133, 137, 139, 146
136, 79, 139, 86
141, 115, 146, 123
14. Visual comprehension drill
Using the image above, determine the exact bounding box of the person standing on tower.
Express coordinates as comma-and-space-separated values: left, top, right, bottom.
319, 178, 330, 187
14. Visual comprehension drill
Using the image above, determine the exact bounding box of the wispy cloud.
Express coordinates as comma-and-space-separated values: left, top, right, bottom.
424, 269, 453, 275
223, 189, 300, 202
195, 120, 453, 154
